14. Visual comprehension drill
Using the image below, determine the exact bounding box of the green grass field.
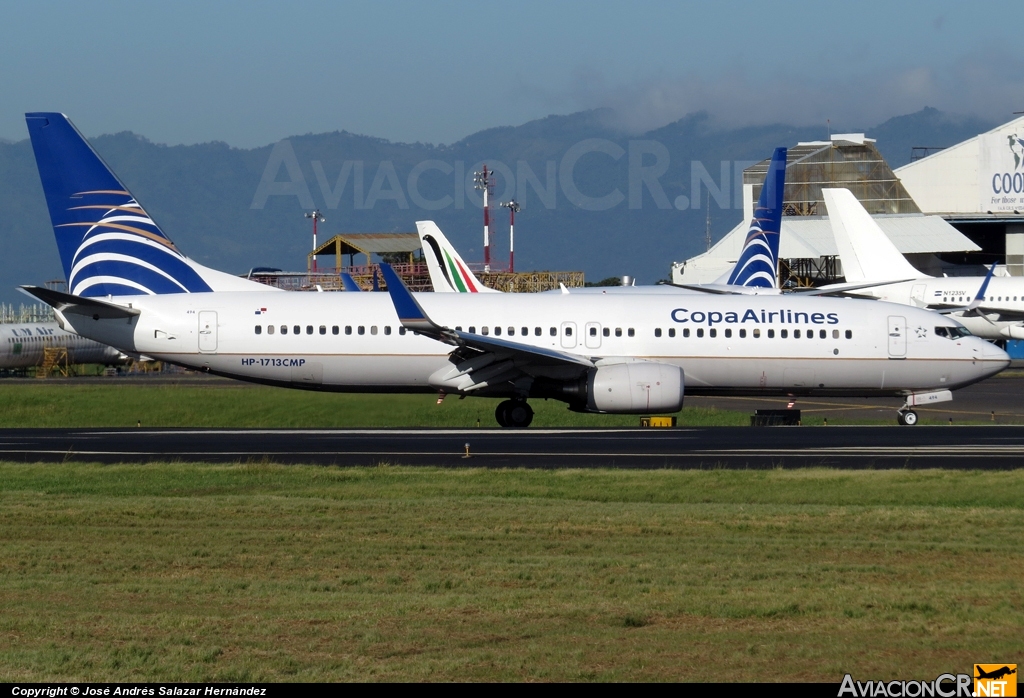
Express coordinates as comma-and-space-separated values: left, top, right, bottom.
2, 464, 1022, 681
0, 382, 751, 428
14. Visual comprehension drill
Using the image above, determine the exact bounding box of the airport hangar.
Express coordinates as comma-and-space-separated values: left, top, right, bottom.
671, 114, 1024, 287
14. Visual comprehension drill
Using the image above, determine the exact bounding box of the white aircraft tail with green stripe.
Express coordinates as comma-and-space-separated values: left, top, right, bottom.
416, 221, 499, 293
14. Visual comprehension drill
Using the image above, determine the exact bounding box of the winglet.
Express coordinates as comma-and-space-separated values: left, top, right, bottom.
339, 272, 361, 292
966, 263, 998, 311
378, 263, 450, 339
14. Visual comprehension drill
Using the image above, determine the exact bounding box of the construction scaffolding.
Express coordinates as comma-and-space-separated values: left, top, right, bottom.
745, 135, 920, 216
36, 347, 69, 378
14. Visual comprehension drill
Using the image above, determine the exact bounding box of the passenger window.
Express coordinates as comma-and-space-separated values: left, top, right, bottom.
371, 326, 378, 335
668, 328, 676, 338
807, 330, 813, 340
794, 329, 801, 339
306, 325, 313, 335
358, 326, 365, 335
768, 329, 775, 338
399, 327, 407, 335
565, 327, 572, 336
845, 330, 852, 339
590, 327, 597, 337
832, 329, 839, 339
384, 326, 391, 335
268, 325, 275, 335
255, 325, 262, 335
819, 329, 826, 339
508, 327, 515, 336
345, 326, 352, 335
615, 328, 622, 337
697, 328, 704, 338
780, 329, 787, 339
603, 327, 610, 337
739, 328, 746, 338
683, 328, 690, 338
627, 328, 635, 337
332, 326, 339, 335
535, 327, 542, 336
753, 328, 761, 338
709, 328, 717, 338
494, 326, 501, 336
654, 328, 662, 337
482, 327, 489, 335
549, 327, 556, 336
281, 325, 288, 335
455, 326, 462, 331
293, 325, 300, 335
521, 327, 528, 336
724, 328, 732, 338
319, 325, 326, 335
469, 326, 476, 333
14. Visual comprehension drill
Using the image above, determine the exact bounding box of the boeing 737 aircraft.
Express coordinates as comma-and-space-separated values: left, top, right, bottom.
21, 113, 1008, 426
823, 188, 1024, 340
0, 321, 122, 369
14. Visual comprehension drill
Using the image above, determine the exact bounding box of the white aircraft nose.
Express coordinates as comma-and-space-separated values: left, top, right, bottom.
982, 342, 1010, 364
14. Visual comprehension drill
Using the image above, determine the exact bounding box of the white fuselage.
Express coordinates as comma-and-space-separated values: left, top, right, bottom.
854, 277, 1024, 340
56, 291, 1007, 399
0, 322, 122, 369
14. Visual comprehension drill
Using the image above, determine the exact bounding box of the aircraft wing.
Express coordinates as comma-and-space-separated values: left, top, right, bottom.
379, 263, 593, 394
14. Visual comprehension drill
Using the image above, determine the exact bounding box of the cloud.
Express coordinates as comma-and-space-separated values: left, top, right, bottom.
552, 47, 1024, 133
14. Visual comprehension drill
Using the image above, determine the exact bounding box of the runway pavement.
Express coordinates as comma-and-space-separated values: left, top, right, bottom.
2, 425, 1024, 468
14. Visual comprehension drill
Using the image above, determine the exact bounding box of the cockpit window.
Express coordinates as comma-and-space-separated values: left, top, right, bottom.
935, 326, 972, 339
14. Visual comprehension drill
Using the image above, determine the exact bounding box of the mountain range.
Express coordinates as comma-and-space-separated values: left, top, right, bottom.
0, 107, 996, 303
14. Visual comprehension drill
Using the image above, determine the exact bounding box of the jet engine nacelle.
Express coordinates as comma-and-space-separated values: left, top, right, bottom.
999, 324, 1024, 340
586, 361, 684, 413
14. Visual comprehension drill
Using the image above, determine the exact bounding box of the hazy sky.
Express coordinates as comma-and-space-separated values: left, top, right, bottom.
1, 0, 1021, 147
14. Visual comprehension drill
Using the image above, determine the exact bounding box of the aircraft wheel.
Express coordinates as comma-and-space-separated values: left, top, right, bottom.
902, 410, 918, 426
495, 401, 510, 427
506, 400, 534, 428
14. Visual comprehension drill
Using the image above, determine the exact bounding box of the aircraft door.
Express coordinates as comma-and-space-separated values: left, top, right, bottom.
887, 315, 906, 358
910, 284, 927, 306
585, 322, 602, 349
198, 311, 218, 353
561, 321, 577, 349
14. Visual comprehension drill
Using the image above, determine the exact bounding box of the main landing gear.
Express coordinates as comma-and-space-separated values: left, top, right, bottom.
495, 399, 534, 428
896, 410, 918, 426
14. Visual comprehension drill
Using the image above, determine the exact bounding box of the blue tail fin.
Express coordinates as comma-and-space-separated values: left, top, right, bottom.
25, 113, 268, 298
725, 147, 787, 288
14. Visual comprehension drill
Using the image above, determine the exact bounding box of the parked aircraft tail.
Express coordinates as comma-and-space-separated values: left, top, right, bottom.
416, 221, 499, 293
720, 147, 787, 288
822, 188, 925, 283
25, 112, 272, 298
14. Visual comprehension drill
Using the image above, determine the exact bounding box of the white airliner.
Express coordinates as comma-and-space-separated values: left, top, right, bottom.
20, 113, 1008, 426
0, 321, 122, 369
823, 188, 1024, 340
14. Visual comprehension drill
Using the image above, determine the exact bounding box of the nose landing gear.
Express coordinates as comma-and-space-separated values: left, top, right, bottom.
495, 399, 534, 428
896, 410, 918, 426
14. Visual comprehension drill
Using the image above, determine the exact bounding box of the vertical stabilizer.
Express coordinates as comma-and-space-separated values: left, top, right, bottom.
822, 188, 925, 283
25, 112, 275, 297
416, 221, 499, 293
721, 147, 787, 288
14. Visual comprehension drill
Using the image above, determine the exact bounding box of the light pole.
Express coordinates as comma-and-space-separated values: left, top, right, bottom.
473, 166, 495, 273
304, 209, 325, 273
500, 199, 520, 273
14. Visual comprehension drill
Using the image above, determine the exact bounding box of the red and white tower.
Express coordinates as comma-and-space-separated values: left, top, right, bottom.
500, 199, 520, 273
473, 166, 495, 273
304, 209, 325, 273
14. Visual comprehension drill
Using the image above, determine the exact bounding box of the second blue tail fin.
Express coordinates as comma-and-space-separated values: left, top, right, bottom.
725, 147, 787, 288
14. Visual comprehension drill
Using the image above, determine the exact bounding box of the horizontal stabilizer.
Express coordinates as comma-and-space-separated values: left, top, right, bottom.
20, 285, 140, 319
